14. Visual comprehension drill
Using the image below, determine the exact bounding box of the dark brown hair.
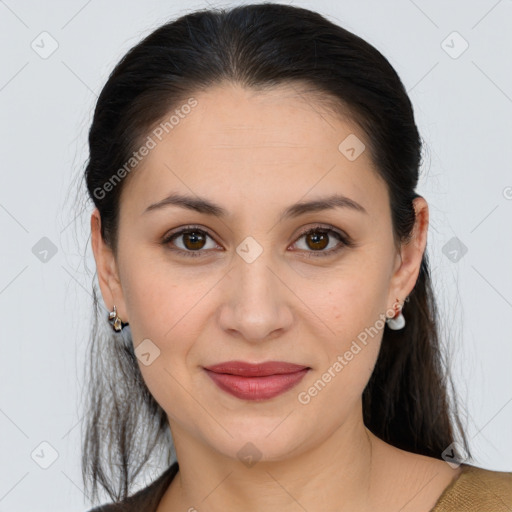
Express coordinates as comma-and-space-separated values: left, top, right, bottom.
78, 2, 472, 504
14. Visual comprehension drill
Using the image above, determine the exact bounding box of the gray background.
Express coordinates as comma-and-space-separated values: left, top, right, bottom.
1, 0, 511, 510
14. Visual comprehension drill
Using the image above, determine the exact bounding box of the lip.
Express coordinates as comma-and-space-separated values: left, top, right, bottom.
203, 360, 310, 401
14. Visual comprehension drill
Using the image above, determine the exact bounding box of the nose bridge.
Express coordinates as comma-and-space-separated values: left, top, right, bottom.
217, 232, 293, 341
233, 233, 276, 297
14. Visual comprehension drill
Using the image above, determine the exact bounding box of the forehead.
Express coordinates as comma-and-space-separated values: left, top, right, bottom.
169, 82, 359, 154
121, 82, 387, 219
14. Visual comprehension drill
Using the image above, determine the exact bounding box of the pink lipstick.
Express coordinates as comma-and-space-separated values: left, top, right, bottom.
203, 361, 310, 401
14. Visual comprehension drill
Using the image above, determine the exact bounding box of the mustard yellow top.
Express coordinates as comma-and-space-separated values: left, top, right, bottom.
431, 463, 512, 511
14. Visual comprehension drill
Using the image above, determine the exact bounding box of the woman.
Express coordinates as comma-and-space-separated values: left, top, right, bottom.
82, 3, 512, 511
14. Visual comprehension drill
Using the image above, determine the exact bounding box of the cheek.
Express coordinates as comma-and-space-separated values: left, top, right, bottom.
305, 268, 388, 390
319, 266, 389, 336
118, 253, 213, 386
123, 266, 202, 419
304, 306, 384, 416
119, 247, 198, 340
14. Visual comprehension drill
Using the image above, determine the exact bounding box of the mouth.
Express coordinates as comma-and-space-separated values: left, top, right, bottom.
203, 360, 310, 401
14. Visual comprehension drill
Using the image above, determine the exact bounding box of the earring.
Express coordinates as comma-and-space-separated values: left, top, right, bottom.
386, 297, 406, 330
108, 305, 128, 332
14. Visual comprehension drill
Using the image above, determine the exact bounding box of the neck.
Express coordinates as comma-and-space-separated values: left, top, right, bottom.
161, 412, 377, 512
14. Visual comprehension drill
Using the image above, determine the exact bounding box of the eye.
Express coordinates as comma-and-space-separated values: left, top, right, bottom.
162, 225, 219, 258
162, 224, 354, 259
290, 224, 353, 258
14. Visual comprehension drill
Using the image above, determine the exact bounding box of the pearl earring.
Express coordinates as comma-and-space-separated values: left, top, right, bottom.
385, 297, 406, 330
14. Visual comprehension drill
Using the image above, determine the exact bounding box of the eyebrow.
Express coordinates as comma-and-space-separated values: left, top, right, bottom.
143, 192, 368, 220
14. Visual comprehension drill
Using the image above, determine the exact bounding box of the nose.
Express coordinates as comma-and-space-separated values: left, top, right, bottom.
217, 246, 294, 343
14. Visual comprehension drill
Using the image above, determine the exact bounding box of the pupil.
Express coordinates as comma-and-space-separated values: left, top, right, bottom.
185, 232, 204, 250
308, 232, 328, 250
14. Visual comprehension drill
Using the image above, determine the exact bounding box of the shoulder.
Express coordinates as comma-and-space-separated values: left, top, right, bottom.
85, 462, 179, 512
432, 463, 512, 511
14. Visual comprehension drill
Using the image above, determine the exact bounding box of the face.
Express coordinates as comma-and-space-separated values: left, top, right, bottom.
92, 81, 428, 463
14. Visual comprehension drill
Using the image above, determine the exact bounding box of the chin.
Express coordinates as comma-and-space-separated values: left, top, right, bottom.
201, 418, 310, 464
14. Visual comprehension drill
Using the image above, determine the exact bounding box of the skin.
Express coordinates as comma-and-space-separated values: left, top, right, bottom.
91, 82, 462, 511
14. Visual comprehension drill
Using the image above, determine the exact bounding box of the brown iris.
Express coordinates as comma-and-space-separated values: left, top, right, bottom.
182, 231, 207, 250
304, 230, 329, 251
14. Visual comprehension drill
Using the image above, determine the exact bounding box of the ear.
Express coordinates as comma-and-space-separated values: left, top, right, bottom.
387, 196, 429, 310
90, 208, 128, 322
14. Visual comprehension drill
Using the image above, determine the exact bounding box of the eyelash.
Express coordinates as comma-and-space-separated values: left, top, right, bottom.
161, 224, 355, 259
